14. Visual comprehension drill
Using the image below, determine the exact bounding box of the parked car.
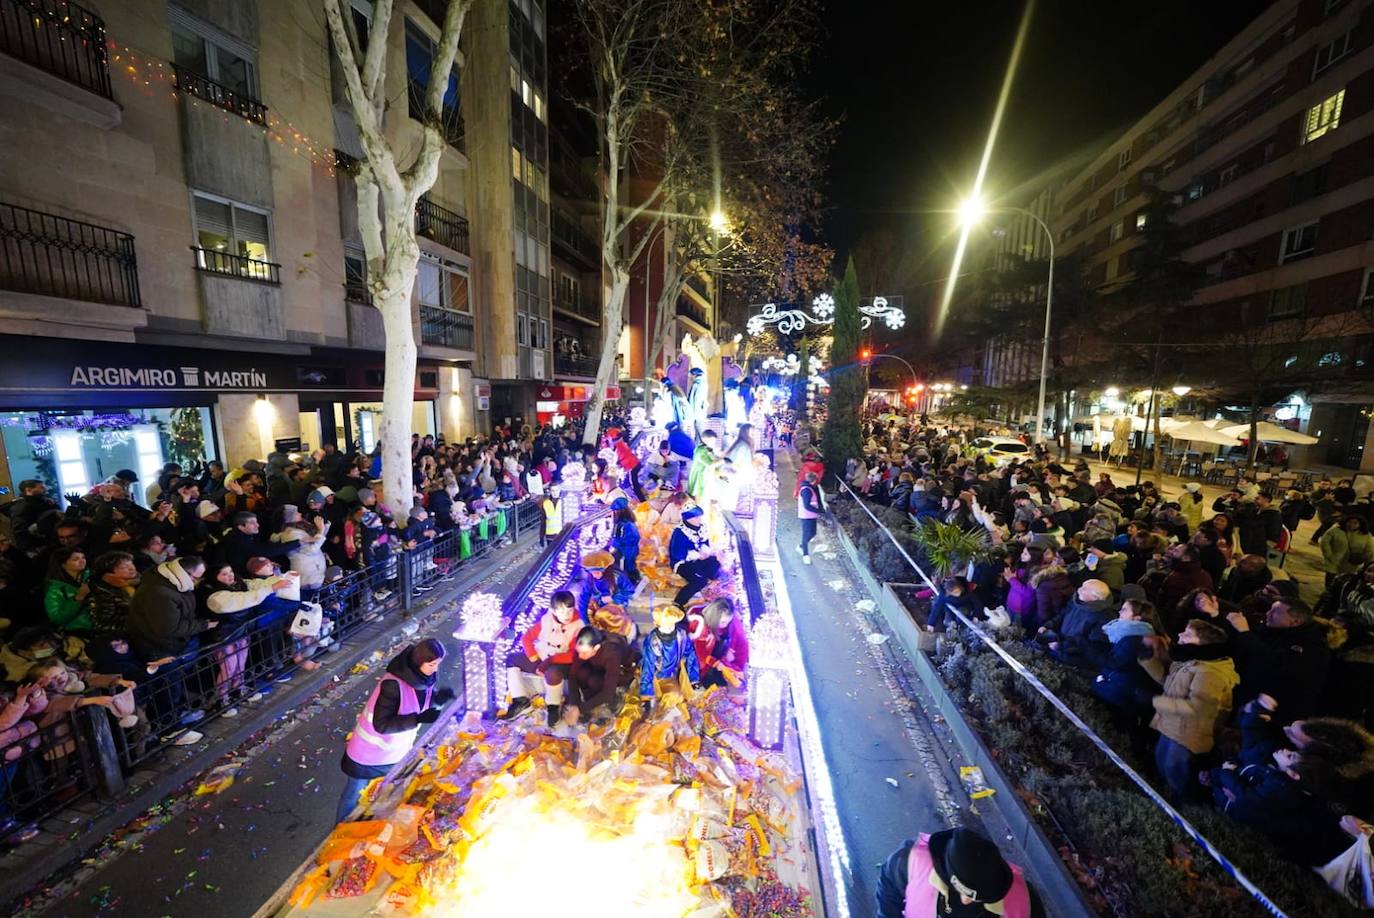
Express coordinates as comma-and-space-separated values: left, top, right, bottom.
972, 436, 1031, 464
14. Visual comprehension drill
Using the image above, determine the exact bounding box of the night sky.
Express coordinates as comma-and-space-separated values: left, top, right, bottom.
810, 0, 1270, 266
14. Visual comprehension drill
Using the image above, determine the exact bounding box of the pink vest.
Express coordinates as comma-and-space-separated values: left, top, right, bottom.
798, 484, 820, 520
345, 674, 433, 767
904, 834, 1031, 918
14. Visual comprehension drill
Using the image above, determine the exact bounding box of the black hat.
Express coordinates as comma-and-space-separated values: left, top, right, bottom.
941, 828, 1013, 903
114, 469, 139, 483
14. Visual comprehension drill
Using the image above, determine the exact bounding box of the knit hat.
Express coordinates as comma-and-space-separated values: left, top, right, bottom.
308, 486, 333, 504
941, 828, 1014, 904
610, 497, 630, 511
337, 486, 360, 504
196, 501, 221, 520
114, 469, 139, 483
682, 506, 704, 521
357, 488, 375, 503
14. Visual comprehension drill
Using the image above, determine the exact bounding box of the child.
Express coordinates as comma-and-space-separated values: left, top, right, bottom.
687, 597, 749, 689
1150, 618, 1239, 799
500, 590, 580, 727
609, 498, 641, 584
639, 603, 700, 707
1203, 746, 1341, 864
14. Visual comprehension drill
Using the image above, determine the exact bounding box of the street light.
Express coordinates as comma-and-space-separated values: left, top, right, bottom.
709, 208, 729, 234
1171, 384, 1192, 397
959, 196, 1055, 447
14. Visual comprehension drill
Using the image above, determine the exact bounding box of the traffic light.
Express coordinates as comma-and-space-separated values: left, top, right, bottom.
858, 347, 872, 367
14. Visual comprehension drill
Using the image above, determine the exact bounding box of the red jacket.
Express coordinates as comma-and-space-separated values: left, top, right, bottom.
613, 440, 639, 472
794, 459, 825, 497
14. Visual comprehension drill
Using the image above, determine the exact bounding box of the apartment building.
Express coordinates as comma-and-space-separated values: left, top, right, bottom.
0, 0, 549, 493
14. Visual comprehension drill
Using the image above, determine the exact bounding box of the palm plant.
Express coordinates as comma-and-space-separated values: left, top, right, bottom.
911, 519, 992, 579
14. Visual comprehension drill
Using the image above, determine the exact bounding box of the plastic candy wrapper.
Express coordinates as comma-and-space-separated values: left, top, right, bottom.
193, 761, 242, 796
327, 855, 379, 898
960, 765, 995, 800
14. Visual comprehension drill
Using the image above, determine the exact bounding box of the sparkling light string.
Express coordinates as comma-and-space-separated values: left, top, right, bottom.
106, 39, 342, 176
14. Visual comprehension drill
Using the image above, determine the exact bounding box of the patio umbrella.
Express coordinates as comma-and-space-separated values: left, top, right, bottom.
1166, 421, 1243, 447
1217, 420, 1319, 445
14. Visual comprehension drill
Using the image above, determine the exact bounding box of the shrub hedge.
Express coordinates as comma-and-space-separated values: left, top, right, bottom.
832, 497, 1359, 917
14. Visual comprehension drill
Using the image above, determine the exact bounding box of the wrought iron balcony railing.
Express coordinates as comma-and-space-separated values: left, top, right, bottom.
191, 245, 281, 284
415, 194, 469, 255
0, 201, 140, 306
420, 304, 473, 350
172, 63, 268, 125
0, 0, 112, 98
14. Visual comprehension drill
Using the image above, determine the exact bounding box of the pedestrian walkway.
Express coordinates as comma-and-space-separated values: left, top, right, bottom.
9, 542, 539, 918
773, 451, 1050, 913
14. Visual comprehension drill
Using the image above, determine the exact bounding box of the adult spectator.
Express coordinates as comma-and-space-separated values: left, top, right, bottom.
1235, 493, 1283, 557
44, 547, 91, 632
217, 511, 297, 575
87, 551, 138, 636
1150, 618, 1239, 800
8, 479, 58, 550
875, 826, 1045, 917
1217, 554, 1273, 605
1030, 553, 1074, 632
1320, 514, 1373, 588
127, 556, 216, 663
1037, 579, 1114, 670
1159, 544, 1214, 613
1227, 599, 1330, 719
1083, 540, 1126, 593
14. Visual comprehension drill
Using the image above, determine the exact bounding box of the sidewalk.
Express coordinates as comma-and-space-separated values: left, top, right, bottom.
4, 538, 539, 918
773, 451, 1063, 914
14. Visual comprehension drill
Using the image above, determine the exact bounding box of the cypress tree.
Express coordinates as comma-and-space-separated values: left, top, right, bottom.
820, 258, 866, 481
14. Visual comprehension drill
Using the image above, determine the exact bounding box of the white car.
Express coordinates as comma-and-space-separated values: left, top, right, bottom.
972, 436, 1031, 464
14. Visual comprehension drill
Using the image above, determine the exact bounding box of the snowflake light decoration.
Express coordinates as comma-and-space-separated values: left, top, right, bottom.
811, 293, 835, 318
747, 295, 904, 337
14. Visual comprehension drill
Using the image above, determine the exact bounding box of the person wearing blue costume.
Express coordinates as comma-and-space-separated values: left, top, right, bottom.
669, 506, 720, 606
639, 602, 700, 704
576, 550, 634, 620
609, 497, 641, 583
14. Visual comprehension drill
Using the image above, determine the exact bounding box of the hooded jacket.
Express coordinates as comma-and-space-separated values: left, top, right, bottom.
1232, 622, 1331, 718
1044, 596, 1116, 669
1150, 647, 1239, 754
1030, 564, 1074, 630
341, 648, 439, 779
1160, 559, 1214, 612
127, 559, 208, 660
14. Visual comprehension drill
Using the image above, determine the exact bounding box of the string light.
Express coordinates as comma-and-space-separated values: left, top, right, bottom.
106, 39, 342, 176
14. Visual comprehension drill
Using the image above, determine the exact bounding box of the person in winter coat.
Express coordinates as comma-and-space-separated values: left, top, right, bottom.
1180, 483, 1206, 531
875, 826, 1046, 918
1083, 540, 1126, 593
561, 626, 633, 726
43, 548, 92, 632
1279, 489, 1315, 535
1158, 544, 1215, 613
1037, 579, 1115, 670
794, 448, 826, 499
1203, 745, 1343, 865
1321, 514, 1374, 587
798, 471, 824, 563
669, 507, 721, 607
1227, 599, 1331, 719
278, 513, 329, 595
1005, 547, 1044, 628
1218, 554, 1273, 605
1092, 596, 1167, 733
127, 557, 216, 662
687, 597, 749, 688
500, 590, 581, 726
1235, 494, 1284, 557
336, 640, 452, 822
1029, 560, 1074, 633
1151, 617, 1240, 799
639, 602, 700, 705
927, 577, 979, 632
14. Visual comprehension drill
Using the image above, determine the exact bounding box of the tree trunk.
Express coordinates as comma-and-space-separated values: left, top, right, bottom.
1248, 391, 1261, 470
1152, 396, 1164, 476
377, 280, 418, 516
583, 266, 630, 445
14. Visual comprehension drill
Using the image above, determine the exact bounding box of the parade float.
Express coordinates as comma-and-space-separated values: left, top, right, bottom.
257, 345, 845, 918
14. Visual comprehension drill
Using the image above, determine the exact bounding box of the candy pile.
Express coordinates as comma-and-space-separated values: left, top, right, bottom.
290, 687, 815, 917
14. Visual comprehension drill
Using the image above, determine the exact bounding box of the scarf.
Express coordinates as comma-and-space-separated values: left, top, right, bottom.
1103, 619, 1155, 643
156, 559, 196, 593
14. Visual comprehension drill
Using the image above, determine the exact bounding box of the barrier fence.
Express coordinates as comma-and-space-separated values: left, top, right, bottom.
834, 480, 1290, 918
0, 500, 542, 842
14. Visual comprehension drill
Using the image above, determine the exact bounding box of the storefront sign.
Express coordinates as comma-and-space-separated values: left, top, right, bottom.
69, 365, 271, 389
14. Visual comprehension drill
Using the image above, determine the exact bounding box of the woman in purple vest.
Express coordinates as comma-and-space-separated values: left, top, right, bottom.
335, 639, 453, 822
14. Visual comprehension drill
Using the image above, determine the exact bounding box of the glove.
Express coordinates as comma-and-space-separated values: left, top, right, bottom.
415, 708, 442, 724
432, 686, 456, 707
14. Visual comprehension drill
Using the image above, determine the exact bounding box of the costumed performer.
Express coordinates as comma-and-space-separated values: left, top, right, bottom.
576, 550, 635, 620
669, 506, 722, 606
639, 603, 700, 706
500, 589, 581, 727
687, 596, 749, 688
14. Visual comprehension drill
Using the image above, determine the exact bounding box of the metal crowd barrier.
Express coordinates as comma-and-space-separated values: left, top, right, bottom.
0, 499, 540, 842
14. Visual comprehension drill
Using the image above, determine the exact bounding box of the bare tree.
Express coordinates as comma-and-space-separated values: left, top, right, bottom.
322, 0, 471, 514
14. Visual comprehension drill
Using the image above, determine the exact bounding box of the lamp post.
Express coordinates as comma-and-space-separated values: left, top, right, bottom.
958, 199, 1055, 448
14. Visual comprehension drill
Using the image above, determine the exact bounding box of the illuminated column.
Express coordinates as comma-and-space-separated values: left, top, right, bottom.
747, 610, 790, 750
452, 592, 504, 716
750, 466, 780, 559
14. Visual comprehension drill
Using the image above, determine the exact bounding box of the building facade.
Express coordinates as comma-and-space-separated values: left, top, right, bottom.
0, 0, 547, 494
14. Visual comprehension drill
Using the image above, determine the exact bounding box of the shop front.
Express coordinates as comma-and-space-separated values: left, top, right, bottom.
0, 336, 452, 495
534, 382, 622, 428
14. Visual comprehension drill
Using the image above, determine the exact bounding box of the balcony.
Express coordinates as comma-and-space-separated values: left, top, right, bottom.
552, 210, 599, 268
0, 0, 112, 99
407, 79, 464, 151
172, 64, 268, 126
344, 280, 373, 307
420, 304, 473, 350
554, 292, 599, 324
0, 201, 140, 306
191, 246, 281, 285
415, 194, 469, 255
676, 297, 710, 329
554, 352, 598, 378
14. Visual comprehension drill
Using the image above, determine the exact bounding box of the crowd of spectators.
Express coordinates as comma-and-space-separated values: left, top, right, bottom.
850, 415, 1374, 886
0, 417, 629, 844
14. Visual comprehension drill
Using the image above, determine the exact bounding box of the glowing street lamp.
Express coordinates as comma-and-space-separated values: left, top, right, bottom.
1171, 384, 1192, 397
709, 208, 729, 234
956, 197, 1055, 446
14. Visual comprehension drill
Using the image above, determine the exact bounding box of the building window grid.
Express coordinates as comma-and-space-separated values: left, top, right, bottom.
1117, 148, 1132, 172
1279, 222, 1317, 263
1313, 30, 1354, 79
190, 191, 275, 278
169, 16, 258, 102
1302, 89, 1345, 144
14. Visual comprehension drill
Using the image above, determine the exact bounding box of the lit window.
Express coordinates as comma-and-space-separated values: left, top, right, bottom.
521, 79, 531, 106
53, 431, 91, 497
192, 191, 273, 277
1135, 213, 1148, 231
1279, 222, 1317, 263
1109, 220, 1124, 243
533, 92, 544, 121
1302, 89, 1344, 143
1313, 30, 1353, 78
512, 146, 521, 180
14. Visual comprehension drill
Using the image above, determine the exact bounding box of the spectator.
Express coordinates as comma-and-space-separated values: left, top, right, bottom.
127, 556, 216, 662
1217, 554, 1273, 605
1235, 493, 1283, 557
876, 826, 1045, 918
1030, 553, 1074, 632
217, 511, 297, 576
8, 479, 58, 551
1092, 595, 1166, 743
1159, 544, 1214, 613
43, 548, 91, 632
1227, 599, 1330, 719
1180, 483, 1205, 531
1037, 579, 1115, 670
1321, 515, 1373, 588
1150, 618, 1239, 799
1083, 539, 1126, 593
